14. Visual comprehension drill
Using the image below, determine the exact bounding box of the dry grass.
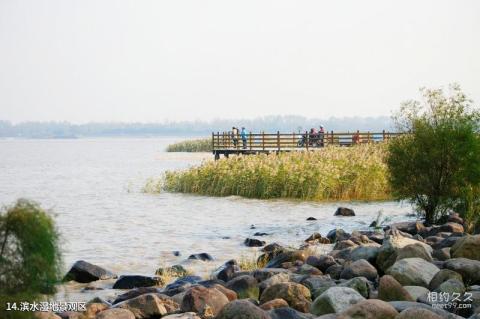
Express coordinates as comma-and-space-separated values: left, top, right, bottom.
153, 144, 391, 201
166, 138, 211, 152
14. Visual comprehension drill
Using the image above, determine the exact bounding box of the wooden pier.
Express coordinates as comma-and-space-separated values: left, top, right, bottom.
212, 130, 402, 159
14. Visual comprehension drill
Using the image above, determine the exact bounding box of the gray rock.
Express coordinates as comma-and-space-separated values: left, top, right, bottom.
310, 287, 365, 316
338, 277, 370, 298
95, 308, 135, 319
377, 236, 433, 272
115, 293, 179, 319
63, 260, 116, 283
388, 301, 463, 319
403, 286, 430, 301
112, 275, 161, 289
444, 258, 480, 285
162, 313, 201, 319
334, 207, 355, 216
225, 275, 259, 299
268, 307, 314, 319
386, 258, 439, 287
216, 300, 271, 319
429, 269, 464, 291
340, 259, 378, 282
349, 245, 380, 264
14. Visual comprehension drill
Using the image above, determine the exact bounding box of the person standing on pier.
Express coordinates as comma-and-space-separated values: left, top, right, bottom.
319, 125, 325, 147
241, 127, 247, 149
231, 126, 239, 148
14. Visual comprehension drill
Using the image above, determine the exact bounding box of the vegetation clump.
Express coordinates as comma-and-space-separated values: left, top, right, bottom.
158, 143, 390, 201
166, 138, 211, 152
0, 199, 62, 319
387, 84, 480, 227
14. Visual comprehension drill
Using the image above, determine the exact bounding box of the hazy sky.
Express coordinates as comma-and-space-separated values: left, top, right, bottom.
1, 1, 479, 123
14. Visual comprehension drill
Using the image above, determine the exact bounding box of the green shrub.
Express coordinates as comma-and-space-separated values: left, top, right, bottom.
0, 199, 62, 318
387, 84, 480, 225
166, 138, 211, 152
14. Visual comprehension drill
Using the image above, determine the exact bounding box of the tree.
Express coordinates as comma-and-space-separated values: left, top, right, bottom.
387, 84, 480, 225
0, 199, 62, 319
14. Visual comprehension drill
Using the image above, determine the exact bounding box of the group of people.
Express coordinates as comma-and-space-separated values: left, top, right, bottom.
231, 126, 248, 149
299, 125, 326, 147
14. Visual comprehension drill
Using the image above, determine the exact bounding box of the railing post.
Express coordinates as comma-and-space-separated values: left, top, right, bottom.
217, 132, 219, 149
367, 131, 371, 143
212, 132, 214, 151
331, 130, 334, 145
277, 131, 280, 152
249, 131, 252, 150
382, 129, 386, 141
306, 131, 309, 151
262, 131, 265, 151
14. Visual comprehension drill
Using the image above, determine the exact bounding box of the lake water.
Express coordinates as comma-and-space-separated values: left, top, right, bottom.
0, 138, 415, 301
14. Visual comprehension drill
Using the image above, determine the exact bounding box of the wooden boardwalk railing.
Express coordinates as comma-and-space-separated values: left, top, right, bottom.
212, 130, 402, 159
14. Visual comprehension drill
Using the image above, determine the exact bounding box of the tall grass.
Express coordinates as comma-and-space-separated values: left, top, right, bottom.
166, 138, 211, 152
155, 144, 391, 201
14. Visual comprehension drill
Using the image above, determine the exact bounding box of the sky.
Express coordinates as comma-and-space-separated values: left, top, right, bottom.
0, 0, 479, 123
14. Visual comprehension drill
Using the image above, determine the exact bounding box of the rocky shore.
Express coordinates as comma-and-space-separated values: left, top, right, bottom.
41, 209, 480, 319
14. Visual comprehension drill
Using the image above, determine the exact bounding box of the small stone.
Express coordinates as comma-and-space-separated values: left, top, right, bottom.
334, 207, 355, 216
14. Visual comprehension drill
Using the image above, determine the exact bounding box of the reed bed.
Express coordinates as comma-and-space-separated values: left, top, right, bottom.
166, 138, 211, 152
156, 143, 391, 201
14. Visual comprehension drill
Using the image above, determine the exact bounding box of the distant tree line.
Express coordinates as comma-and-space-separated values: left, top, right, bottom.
0, 115, 393, 138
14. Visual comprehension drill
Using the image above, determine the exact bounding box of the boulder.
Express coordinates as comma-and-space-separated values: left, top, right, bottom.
188, 253, 214, 261
439, 222, 464, 234
310, 287, 365, 316
403, 286, 429, 301
306, 255, 336, 273
378, 275, 414, 302
432, 248, 451, 261
349, 245, 380, 264
333, 240, 357, 250
113, 287, 161, 304
212, 284, 238, 302
63, 260, 116, 283
448, 213, 464, 225
180, 286, 229, 318
432, 236, 462, 250
115, 293, 179, 319
258, 273, 291, 295
429, 269, 464, 291
451, 235, 480, 261
304, 233, 330, 244
395, 244, 433, 263
334, 207, 355, 216
376, 236, 433, 272
444, 258, 480, 285
387, 221, 425, 236
265, 250, 308, 269
225, 275, 259, 299
214, 260, 239, 282
95, 309, 135, 319
340, 259, 378, 282
435, 278, 466, 295
156, 265, 189, 278
339, 299, 398, 319
395, 308, 442, 319
112, 275, 162, 289
338, 277, 371, 298
325, 264, 343, 280
259, 299, 289, 311
253, 268, 290, 282
245, 238, 267, 247
387, 301, 457, 319
301, 275, 336, 295
260, 282, 311, 313
327, 229, 351, 242
268, 307, 314, 319
162, 313, 201, 319
216, 300, 271, 319
386, 258, 439, 287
